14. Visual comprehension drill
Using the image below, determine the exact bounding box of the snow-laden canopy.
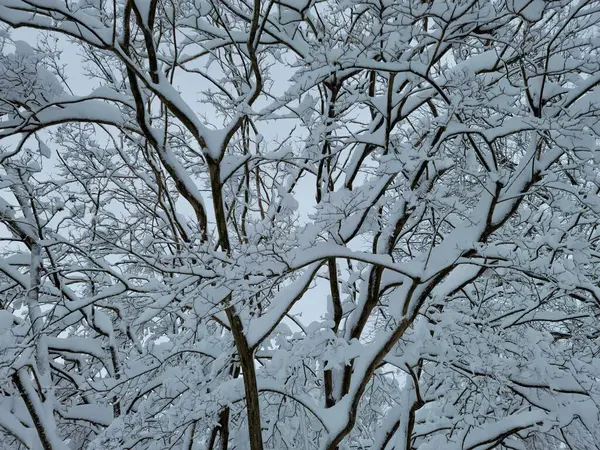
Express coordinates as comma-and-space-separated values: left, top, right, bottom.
0, 0, 599, 449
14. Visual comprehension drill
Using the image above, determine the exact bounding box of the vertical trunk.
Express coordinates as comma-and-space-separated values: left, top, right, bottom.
17, 242, 64, 450
218, 408, 230, 450
226, 310, 264, 450
324, 258, 342, 408
210, 161, 263, 450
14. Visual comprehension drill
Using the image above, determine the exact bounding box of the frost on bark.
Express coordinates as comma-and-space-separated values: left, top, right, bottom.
0, 1, 599, 449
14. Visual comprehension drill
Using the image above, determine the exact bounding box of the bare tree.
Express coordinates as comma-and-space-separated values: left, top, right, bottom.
0, 0, 599, 449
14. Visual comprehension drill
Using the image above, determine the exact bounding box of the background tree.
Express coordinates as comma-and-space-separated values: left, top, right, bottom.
0, 0, 599, 449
